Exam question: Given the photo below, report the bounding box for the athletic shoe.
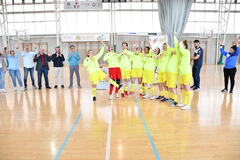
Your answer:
[93,96,96,101]
[121,93,125,97]
[143,95,149,98]
[54,85,58,88]
[68,86,73,89]
[150,96,157,100]
[24,87,27,90]
[61,85,64,88]
[161,98,168,102]
[177,103,184,107]
[38,87,42,90]
[168,98,174,103]
[109,95,113,100]
[170,101,178,107]
[221,88,228,93]
[193,87,200,91]
[33,85,37,89]
[129,91,134,95]
[78,85,82,88]
[190,85,195,89]
[116,93,119,98]
[46,86,51,89]
[181,105,191,110]
[19,87,25,91]
[229,90,233,94]
[156,96,163,100]
[124,91,128,96]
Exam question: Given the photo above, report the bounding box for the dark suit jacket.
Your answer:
[33,54,51,71]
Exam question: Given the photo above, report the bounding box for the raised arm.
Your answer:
[220,46,228,56]
[95,46,105,60]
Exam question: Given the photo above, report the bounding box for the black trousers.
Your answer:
[192,65,202,88]
[224,67,237,91]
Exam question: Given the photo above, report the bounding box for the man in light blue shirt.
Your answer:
[21,44,37,90]
[68,45,81,88]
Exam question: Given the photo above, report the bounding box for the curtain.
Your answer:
[158,0,192,47]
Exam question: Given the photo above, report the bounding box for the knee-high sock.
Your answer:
[173,94,178,103]
[159,90,164,96]
[131,84,135,92]
[109,79,119,88]
[164,90,169,98]
[124,85,129,92]
[115,79,121,93]
[109,85,114,95]
[181,90,187,105]
[138,84,143,94]
[92,88,97,97]
[144,86,149,95]
[151,87,156,96]
[170,92,174,100]
[186,90,193,106]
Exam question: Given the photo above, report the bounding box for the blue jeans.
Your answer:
[0,68,6,89]
[37,67,49,88]
[24,67,35,87]
[192,65,202,88]
[9,69,23,87]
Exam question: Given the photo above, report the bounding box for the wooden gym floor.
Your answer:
[0,65,240,160]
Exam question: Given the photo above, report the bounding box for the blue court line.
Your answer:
[133,95,161,160]
[54,112,82,160]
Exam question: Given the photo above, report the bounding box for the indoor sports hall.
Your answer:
[0,0,240,160]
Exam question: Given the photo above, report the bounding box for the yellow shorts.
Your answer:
[131,68,143,78]
[157,72,167,83]
[90,70,107,85]
[142,70,155,84]
[121,69,131,79]
[166,72,178,88]
[179,73,192,85]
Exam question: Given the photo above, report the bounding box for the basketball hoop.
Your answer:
[12,30,30,41]
[200,29,213,39]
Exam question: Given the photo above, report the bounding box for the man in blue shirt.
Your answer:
[68,45,81,88]
[21,44,37,90]
[191,40,204,91]
[220,43,240,94]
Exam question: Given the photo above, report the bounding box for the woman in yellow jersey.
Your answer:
[142,46,157,99]
[166,36,180,106]
[84,45,121,101]
[178,40,193,110]
[130,47,144,96]
[103,45,122,100]
[156,43,171,102]
[119,42,132,97]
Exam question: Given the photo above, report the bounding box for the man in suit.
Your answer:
[33,49,52,89]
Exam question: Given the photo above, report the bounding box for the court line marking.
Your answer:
[133,95,161,160]
[54,112,82,160]
[105,105,113,160]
